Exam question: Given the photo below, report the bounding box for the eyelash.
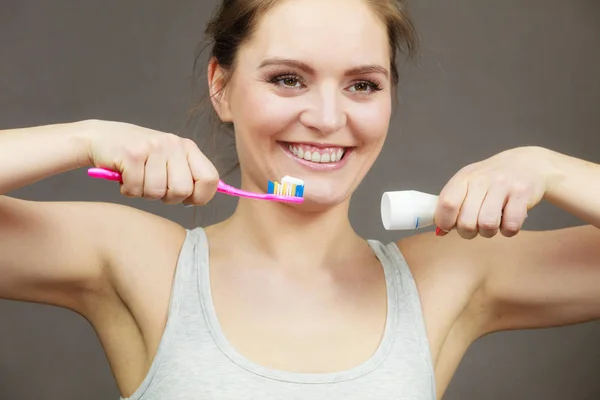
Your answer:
[266,72,383,95]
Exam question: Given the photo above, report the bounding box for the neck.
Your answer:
[220,196,362,267]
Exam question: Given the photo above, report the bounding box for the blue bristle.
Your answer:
[267,180,275,194]
[296,185,304,197]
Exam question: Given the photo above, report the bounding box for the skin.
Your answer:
[1,0,599,398]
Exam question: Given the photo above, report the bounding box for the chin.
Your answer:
[291,179,354,212]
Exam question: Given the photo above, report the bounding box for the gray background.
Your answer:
[1,0,599,398]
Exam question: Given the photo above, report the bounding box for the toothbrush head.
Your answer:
[267,175,305,199]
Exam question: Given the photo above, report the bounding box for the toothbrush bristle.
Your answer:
[268,180,275,195]
[267,179,304,197]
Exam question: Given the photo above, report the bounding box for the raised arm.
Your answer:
[0,120,216,315]
[0,120,92,194]
[430,146,600,335]
[0,121,109,312]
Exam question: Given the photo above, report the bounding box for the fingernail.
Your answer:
[436,227,445,236]
[184,204,194,208]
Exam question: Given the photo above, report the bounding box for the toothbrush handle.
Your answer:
[216,180,303,203]
[87,167,304,204]
[88,168,122,182]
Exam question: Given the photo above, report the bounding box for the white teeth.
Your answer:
[286,143,346,163]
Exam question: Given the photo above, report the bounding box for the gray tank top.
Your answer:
[121,227,436,400]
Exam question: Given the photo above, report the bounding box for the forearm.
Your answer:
[0,120,95,195]
[543,147,600,228]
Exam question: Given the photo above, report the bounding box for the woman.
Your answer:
[1,0,599,399]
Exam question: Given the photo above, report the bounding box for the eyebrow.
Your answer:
[258,57,389,78]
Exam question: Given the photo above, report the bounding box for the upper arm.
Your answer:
[397,226,600,349]
[477,225,600,334]
[0,195,185,316]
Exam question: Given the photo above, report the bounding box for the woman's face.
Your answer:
[212,0,393,210]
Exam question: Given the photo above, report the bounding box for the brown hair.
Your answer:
[190,0,418,176]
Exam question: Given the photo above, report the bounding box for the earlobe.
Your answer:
[207,57,233,122]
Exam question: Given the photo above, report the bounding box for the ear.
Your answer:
[207,57,233,123]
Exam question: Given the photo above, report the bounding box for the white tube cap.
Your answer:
[380,190,439,230]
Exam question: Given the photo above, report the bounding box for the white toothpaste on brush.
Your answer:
[275,175,305,196]
[380,190,439,230]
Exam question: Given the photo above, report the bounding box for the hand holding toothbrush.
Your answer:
[85,121,221,206]
[85,121,304,204]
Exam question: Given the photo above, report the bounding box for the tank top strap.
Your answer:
[367,239,436,397]
[120,226,209,400]
[169,227,206,314]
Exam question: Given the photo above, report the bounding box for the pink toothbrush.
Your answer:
[87,167,305,204]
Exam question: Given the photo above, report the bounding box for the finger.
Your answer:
[500,194,529,237]
[120,148,147,198]
[477,184,509,238]
[456,179,489,240]
[435,177,468,235]
[142,152,168,200]
[162,147,194,205]
[183,139,219,206]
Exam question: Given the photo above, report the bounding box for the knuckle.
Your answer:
[501,220,521,235]
[164,133,182,149]
[457,220,478,234]
[492,174,509,186]
[479,220,498,231]
[124,146,148,162]
[480,230,497,238]
[169,185,194,199]
[457,230,477,240]
[145,188,167,199]
[121,186,143,198]
[458,162,479,175]
[182,137,197,148]
[511,181,530,195]
[501,229,518,238]
[192,185,216,206]
[148,137,166,152]
[198,169,220,188]
[438,197,460,213]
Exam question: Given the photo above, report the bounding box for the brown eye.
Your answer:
[354,82,369,91]
[348,80,381,94]
[282,77,299,87]
[269,74,305,90]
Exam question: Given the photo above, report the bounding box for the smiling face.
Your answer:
[210,0,393,209]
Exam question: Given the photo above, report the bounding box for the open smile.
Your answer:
[278,141,354,171]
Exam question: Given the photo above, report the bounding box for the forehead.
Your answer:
[239,0,390,68]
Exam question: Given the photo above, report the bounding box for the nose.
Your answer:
[299,85,347,135]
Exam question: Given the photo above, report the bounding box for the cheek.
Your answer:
[229,81,299,142]
[349,97,392,145]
